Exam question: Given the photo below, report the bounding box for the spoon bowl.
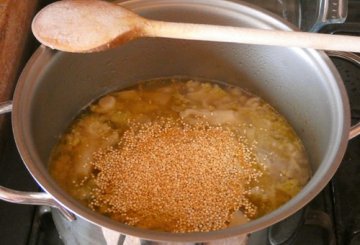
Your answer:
[32,0,145,52]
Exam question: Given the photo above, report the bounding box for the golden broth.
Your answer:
[49,79,311,232]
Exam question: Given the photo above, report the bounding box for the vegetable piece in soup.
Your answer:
[49,79,311,233]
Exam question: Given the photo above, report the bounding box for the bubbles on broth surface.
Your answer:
[49,78,311,232]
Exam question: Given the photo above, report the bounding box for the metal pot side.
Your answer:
[11,0,350,242]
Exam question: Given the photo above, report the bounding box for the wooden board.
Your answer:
[0,0,39,149]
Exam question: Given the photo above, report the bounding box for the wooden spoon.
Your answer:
[32,0,360,53]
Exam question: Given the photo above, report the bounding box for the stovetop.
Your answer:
[0,1,360,245]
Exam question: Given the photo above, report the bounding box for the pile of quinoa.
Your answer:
[88,118,263,232]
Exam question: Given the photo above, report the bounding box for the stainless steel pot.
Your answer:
[0,0,359,244]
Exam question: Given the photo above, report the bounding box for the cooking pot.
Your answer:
[1,0,359,244]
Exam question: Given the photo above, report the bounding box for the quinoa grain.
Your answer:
[88,119,263,232]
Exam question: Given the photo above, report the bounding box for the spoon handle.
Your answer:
[143,20,360,53]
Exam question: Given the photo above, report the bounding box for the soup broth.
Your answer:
[49,79,311,232]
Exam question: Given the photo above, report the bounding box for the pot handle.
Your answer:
[0,101,75,221]
[327,51,360,140]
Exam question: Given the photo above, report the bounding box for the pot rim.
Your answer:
[12,0,350,242]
